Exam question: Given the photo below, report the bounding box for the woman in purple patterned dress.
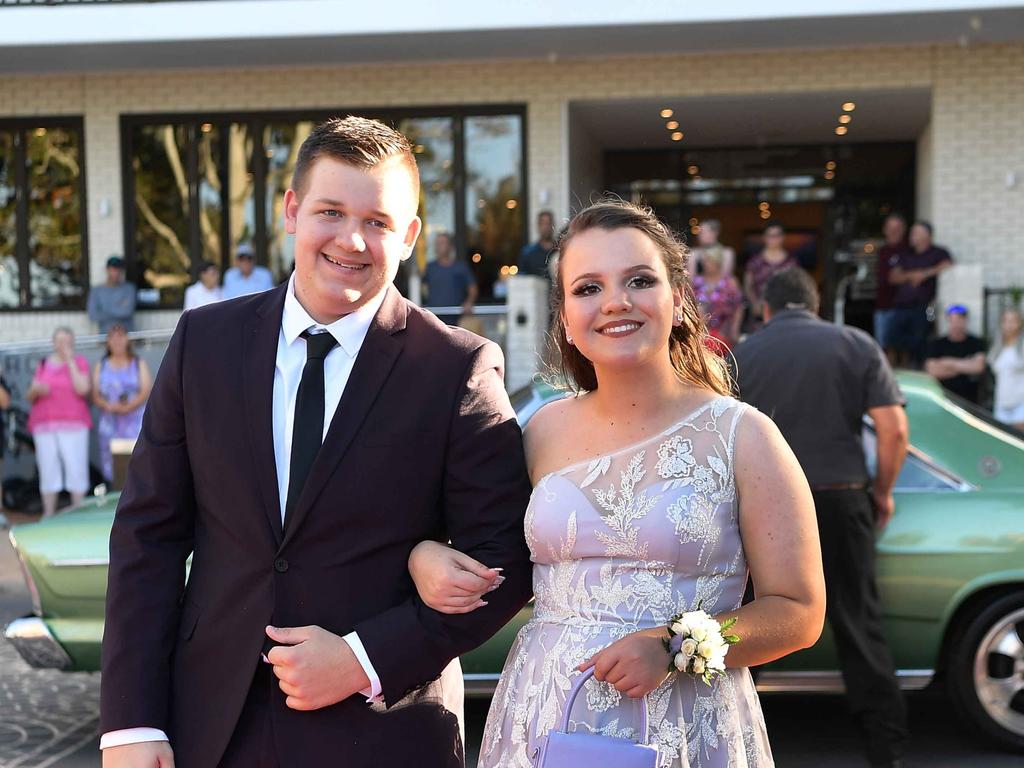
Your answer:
[743,222,796,330]
[92,324,153,483]
[692,249,743,349]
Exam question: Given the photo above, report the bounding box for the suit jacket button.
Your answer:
[274,558,289,573]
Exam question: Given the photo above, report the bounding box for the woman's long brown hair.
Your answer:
[548,199,732,396]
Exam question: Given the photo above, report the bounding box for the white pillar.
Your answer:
[505,275,550,391]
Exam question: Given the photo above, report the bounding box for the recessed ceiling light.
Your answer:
[688,165,699,174]
[835,126,848,136]
[839,114,852,124]
[758,202,770,210]
[660,108,674,118]
[826,161,836,170]
[824,170,836,180]
[842,102,856,112]
[671,131,684,141]
[666,121,679,130]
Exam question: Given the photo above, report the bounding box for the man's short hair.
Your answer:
[537,210,553,222]
[912,219,934,236]
[292,116,420,200]
[199,260,218,274]
[763,268,820,314]
[885,211,907,226]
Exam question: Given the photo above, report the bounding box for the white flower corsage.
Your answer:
[663,606,739,685]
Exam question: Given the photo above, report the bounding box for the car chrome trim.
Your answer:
[754,669,934,693]
[47,557,110,568]
[464,673,501,698]
[4,616,73,670]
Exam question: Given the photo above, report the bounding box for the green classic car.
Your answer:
[6,372,1024,751]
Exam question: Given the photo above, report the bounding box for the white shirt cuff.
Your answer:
[100,728,169,749]
[343,630,383,702]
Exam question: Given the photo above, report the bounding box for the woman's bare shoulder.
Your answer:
[523,393,586,478]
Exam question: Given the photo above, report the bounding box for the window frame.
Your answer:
[120,104,529,310]
[0,115,89,312]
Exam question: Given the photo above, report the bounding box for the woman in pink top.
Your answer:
[26,327,93,517]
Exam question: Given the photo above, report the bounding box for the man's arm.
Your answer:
[354,342,533,706]
[101,314,196,735]
[868,404,909,529]
[87,288,100,323]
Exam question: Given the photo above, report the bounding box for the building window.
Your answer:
[0,118,88,310]
[122,107,527,309]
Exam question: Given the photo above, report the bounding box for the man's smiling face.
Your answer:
[284,155,421,324]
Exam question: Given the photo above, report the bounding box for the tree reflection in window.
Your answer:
[465,115,524,298]
[0,131,17,308]
[265,121,313,281]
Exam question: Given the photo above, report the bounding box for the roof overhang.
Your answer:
[1,1,1023,74]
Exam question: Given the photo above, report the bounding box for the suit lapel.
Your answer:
[242,285,288,546]
[280,287,407,548]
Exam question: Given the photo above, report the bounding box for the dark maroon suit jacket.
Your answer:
[100,284,533,767]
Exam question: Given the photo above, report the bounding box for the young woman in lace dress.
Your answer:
[409,201,825,768]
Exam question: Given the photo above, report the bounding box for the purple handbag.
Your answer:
[531,669,660,768]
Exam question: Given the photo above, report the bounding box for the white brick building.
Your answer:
[1,0,1023,342]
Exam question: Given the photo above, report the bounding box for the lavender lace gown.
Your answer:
[479,397,773,768]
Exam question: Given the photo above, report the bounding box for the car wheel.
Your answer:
[948,592,1024,751]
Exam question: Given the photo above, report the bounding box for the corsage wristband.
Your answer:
[662,606,740,685]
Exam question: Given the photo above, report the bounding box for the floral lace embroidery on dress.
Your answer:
[480,396,773,768]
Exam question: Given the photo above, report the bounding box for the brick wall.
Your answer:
[1,41,1022,340]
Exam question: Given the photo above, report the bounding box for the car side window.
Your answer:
[862,427,963,492]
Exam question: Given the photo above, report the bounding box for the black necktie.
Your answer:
[285,330,338,523]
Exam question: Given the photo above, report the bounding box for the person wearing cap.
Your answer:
[222,244,275,300]
[183,260,224,311]
[87,256,137,333]
[924,304,987,404]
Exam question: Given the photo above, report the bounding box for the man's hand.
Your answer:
[872,488,896,530]
[577,628,670,699]
[102,741,174,767]
[265,625,370,710]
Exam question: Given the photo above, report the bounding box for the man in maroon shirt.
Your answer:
[874,213,911,363]
[887,220,953,368]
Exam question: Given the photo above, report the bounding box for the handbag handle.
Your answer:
[558,668,650,745]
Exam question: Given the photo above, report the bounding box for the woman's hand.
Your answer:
[578,628,671,698]
[408,540,503,614]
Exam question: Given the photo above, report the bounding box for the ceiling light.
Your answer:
[758,202,770,210]
[660,108,674,118]
[201,123,213,133]
[509,266,519,275]
[842,102,856,112]
[688,165,699,174]
[691,226,700,235]
[838,115,852,124]
[760,210,771,219]
[835,126,848,136]
[826,161,836,170]
[471,253,482,263]
[666,121,679,130]
[689,217,699,226]
[506,199,518,209]
[824,170,835,180]
[671,132,684,141]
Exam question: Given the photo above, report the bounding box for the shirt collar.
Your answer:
[281,273,387,358]
[768,308,818,324]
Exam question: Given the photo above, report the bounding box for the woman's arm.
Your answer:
[92,363,110,410]
[67,356,91,398]
[714,408,825,667]
[123,360,154,411]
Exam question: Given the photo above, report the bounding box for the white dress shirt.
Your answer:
[101,276,386,750]
[183,281,223,311]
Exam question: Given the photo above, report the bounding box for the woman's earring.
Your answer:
[674,309,683,326]
[566,334,574,345]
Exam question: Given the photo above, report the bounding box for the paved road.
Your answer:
[0,528,1016,767]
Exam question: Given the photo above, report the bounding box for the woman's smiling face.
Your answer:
[560,227,682,374]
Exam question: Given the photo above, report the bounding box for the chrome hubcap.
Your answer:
[973,606,1024,736]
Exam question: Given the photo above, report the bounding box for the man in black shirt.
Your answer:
[924,304,987,404]
[734,268,910,768]
[517,210,556,278]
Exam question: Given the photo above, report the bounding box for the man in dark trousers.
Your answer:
[100,117,533,768]
[734,268,910,768]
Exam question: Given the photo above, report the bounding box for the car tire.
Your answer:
[947,592,1024,752]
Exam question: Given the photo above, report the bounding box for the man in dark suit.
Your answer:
[100,117,533,768]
